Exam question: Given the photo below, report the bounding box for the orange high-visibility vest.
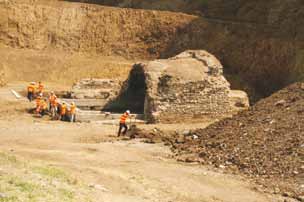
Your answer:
[38,83,44,92]
[36,97,41,108]
[27,84,35,93]
[61,104,66,115]
[39,100,47,110]
[70,104,76,114]
[49,95,58,106]
[120,113,128,124]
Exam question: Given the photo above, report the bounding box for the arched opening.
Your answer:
[102,64,147,114]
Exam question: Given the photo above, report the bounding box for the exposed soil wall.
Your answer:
[0,45,133,85]
[0,0,195,59]
[61,0,304,100]
[0,0,303,101]
[163,17,300,100]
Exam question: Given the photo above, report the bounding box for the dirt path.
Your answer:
[0,85,287,202]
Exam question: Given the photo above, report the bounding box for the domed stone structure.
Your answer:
[126,50,249,123]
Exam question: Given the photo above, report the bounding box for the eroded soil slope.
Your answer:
[1,0,303,100]
[0,0,195,59]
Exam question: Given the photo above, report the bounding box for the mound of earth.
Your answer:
[131,82,304,199]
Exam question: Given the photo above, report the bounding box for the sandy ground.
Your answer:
[0,84,289,202]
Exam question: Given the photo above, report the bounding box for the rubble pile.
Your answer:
[131,83,304,198]
[177,83,304,197]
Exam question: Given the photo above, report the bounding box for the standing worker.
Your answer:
[37,81,44,94]
[35,95,42,112]
[68,102,76,122]
[60,102,67,121]
[49,92,58,120]
[118,110,130,137]
[27,82,36,102]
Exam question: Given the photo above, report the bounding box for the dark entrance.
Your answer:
[103,64,147,114]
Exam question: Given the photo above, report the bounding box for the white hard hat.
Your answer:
[39,93,43,97]
[126,110,130,114]
[31,82,36,84]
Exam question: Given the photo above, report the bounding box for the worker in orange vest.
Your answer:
[35,96,46,115]
[68,102,76,122]
[27,82,36,102]
[37,81,44,94]
[49,92,58,119]
[60,102,67,121]
[118,110,130,137]
[38,99,48,116]
[48,91,57,107]
[35,95,42,112]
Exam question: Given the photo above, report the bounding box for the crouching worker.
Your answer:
[36,98,48,117]
[27,82,36,102]
[118,110,130,137]
[68,102,76,122]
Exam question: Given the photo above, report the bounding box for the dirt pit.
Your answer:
[0,84,294,202]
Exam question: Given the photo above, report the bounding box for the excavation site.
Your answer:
[0,0,303,202]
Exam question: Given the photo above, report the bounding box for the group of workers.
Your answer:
[27,82,76,122]
[27,81,132,135]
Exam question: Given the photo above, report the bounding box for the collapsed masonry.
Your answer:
[129,50,249,123]
[71,50,249,123]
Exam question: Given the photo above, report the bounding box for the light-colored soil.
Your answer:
[0,45,134,86]
[0,84,290,202]
[1,0,302,101]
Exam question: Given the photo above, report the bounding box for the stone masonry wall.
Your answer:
[141,50,249,123]
[157,81,231,119]
[146,77,234,123]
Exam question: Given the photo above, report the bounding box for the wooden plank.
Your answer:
[10,89,21,99]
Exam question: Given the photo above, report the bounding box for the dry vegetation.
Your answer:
[0,152,97,202]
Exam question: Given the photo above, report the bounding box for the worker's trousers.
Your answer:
[70,114,76,122]
[40,109,46,117]
[60,114,67,121]
[27,92,34,102]
[118,123,128,136]
[50,106,57,120]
